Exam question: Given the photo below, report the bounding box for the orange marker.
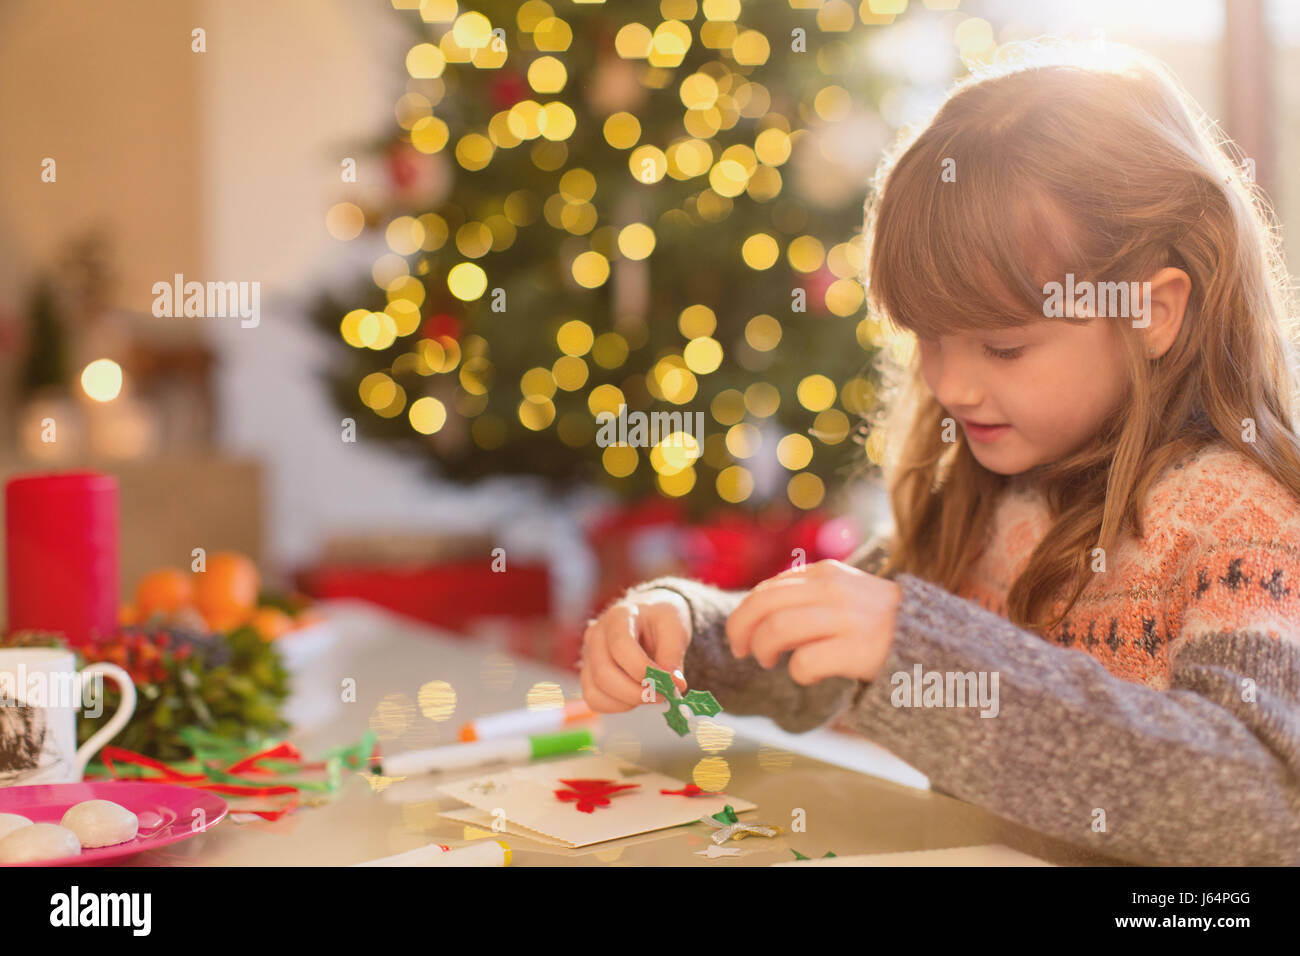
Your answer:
[459,700,598,742]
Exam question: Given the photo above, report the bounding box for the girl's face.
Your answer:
[916,317,1130,475]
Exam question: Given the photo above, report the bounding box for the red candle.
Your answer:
[5,472,119,647]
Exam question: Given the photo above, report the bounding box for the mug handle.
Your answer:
[74,662,138,778]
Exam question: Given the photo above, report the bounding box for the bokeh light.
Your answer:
[81,359,123,403]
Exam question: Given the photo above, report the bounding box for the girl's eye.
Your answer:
[983,345,1025,361]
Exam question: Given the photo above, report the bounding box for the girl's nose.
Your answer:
[926,349,984,411]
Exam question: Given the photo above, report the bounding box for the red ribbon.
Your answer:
[226,741,307,775]
[99,747,204,783]
[97,744,305,820]
[553,778,640,813]
[659,784,721,797]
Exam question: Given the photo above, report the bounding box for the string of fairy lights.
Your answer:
[323,0,985,509]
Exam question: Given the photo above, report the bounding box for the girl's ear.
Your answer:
[1143,267,1191,358]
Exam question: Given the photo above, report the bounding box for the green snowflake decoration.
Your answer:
[645,664,720,737]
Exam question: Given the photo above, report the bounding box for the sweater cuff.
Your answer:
[619,574,860,733]
[848,572,992,714]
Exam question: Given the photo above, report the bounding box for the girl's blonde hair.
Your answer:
[858,42,1300,633]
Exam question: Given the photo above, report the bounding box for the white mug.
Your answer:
[0,647,137,786]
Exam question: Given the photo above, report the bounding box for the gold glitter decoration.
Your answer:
[369,692,416,740]
[525,680,566,710]
[359,772,405,793]
[694,719,735,754]
[692,756,731,791]
[757,743,794,773]
[418,680,458,721]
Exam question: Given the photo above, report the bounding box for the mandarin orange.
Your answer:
[192,552,260,631]
[134,568,193,619]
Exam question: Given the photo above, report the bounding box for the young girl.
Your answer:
[579,43,1300,866]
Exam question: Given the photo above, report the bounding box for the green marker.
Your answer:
[382,727,595,776]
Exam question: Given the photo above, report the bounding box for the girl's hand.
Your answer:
[726,560,901,684]
[579,588,692,713]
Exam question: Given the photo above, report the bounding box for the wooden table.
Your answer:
[126,602,1118,866]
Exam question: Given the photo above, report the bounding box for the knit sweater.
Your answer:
[621,440,1300,865]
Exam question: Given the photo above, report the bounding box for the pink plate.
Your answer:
[0,781,227,866]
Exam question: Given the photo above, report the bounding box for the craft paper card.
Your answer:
[438,805,585,848]
[438,806,686,855]
[436,753,756,848]
[770,844,1054,866]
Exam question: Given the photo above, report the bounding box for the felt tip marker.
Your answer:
[381,727,596,776]
[459,699,598,741]
[353,840,511,867]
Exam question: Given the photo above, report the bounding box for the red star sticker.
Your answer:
[554,778,640,813]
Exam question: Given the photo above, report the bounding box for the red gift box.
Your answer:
[297,558,550,632]
[580,496,865,640]
[583,496,690,612]
[586,496,862,594]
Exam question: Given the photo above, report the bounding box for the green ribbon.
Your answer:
[88,726,378,797]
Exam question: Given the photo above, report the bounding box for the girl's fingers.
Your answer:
[726,574,820,658]
[579,651,635,712]
[748,604,847,669]
[787,632,860,686]
[642,607,690,693]
[605,604,665,702]
[588,607,656,707]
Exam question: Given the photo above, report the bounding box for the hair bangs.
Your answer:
[867,121,1087,341]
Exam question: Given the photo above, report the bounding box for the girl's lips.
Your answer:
[962,419,1010,442]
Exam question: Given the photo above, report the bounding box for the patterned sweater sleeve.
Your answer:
[621,575,860,734]
[622,544,1300,865]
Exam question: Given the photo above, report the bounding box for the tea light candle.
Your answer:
[5,472,119,647]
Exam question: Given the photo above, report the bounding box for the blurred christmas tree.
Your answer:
[313,0,917,518]
[20,276,69,398]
